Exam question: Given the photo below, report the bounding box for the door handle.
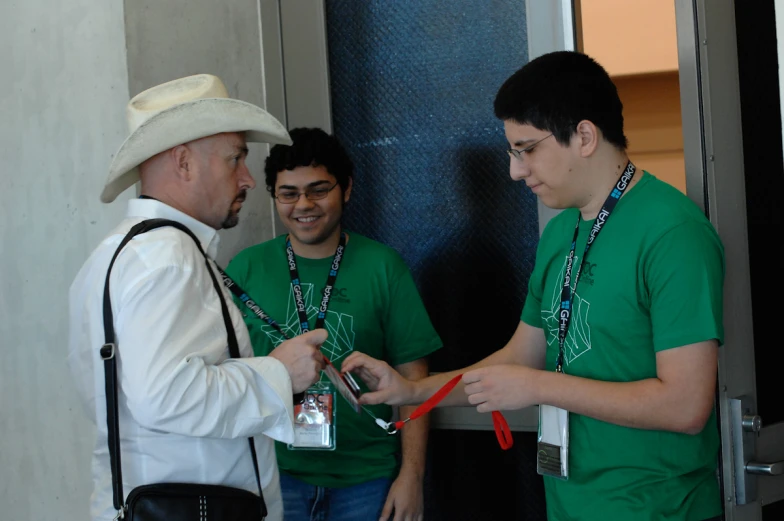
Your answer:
[741,414,762,433]
[745,461,784,476]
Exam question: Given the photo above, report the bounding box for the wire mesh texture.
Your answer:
[326,2,545,519]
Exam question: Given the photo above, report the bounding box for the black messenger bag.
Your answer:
[100,219,267,520]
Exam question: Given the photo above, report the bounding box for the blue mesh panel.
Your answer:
[326,1,539,375]
[325,4,546,518]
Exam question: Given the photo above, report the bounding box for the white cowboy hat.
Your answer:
[102,73,292,203]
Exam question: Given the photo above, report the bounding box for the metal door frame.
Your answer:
[675,0,784,518]
[259,0,333,236]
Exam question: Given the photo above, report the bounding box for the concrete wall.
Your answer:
[124,0,277,265]
[0,1,130,519]
[0,1,276,518]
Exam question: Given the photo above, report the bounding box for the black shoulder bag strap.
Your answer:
[99,218,266,517]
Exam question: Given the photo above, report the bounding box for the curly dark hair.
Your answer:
[264,127,354,196]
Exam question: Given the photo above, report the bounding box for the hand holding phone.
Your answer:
[322,356,362,413]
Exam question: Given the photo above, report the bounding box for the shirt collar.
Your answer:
[126,198,221,258]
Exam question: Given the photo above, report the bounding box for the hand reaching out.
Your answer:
[341,352,416,406]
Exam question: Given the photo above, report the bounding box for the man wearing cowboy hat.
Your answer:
[68,74,327,521]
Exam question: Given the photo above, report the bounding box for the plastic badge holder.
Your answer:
[537,404,569,480]
[289,381,336,450]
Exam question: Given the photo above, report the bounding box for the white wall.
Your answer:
[0,1,130,519]
[123,0,277,265]
[0,1,276,518]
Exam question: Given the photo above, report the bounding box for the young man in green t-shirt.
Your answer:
[225,127,442,521]
[343,51,725,521]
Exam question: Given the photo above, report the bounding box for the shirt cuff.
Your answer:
[228,356,295,444]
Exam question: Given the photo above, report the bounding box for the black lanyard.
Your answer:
[218,268,291,340]
[286,233,347,333]
[218,233,347,339]
[556,161,636,373]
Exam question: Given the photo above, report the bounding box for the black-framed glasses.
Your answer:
[506,133,553,161]
[274,181,340,204]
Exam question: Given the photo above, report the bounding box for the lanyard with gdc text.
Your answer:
[556,161,636,373]
[217,237,351,410]
[218,268,290,339]
[217,233,347,338]
[287,232,347,333]
[219,238,512,450]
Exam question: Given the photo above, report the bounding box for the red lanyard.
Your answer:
[376,374,514,450]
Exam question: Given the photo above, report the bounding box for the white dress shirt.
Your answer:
[68,199,294,521]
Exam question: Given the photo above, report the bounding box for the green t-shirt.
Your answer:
[226,232,442,488]
[521,172,725,521]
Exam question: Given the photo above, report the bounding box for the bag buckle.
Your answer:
[112,506,126,520]
[100,343,116,360]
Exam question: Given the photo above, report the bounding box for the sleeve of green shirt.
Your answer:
[645,221,725,351]
[383,254,442,366]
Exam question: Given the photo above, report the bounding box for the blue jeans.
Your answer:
[279,473,392,521]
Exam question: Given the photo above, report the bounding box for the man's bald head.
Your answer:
[138,132,255,229]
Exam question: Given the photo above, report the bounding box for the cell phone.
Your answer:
[322,357,362,413]
[342,371,361,396]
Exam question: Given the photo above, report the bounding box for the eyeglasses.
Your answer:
[507,133,553,161]
[274,181,340,204]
